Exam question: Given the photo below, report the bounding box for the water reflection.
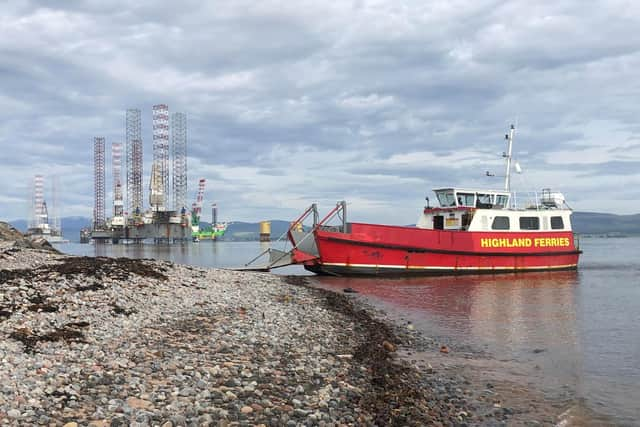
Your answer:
[312,272,581,361]
[312,272,589,417]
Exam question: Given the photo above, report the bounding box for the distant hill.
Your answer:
[571,212,640,236]
[6,212,639,242]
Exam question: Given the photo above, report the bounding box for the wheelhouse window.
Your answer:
[491,216,510,230]
[476,193,493,208]
[519,216,540,230]
[550,216,564,230]
[436,191,456,207]
[495,195,509,208]
[456,192,475,207]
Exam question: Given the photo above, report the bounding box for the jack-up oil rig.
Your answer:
[90,106,196,243]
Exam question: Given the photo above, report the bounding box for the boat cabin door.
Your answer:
[433,215,444,230]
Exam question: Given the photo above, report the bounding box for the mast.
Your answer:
[504,124,515,192]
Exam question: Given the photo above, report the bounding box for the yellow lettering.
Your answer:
[481,237,542,248]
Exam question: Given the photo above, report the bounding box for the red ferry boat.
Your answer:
[282,126,582,276]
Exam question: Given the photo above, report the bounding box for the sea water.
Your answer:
[61,237,640,425]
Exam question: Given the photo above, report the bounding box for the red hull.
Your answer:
[299,223,581,276]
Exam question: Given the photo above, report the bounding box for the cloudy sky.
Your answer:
[2,0,640,226]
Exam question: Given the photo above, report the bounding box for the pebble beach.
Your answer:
[0,233,580,426]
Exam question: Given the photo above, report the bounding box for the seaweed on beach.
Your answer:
[110,303,137,316]
[1,256,168,287]
[323,290,431,425]
[50,256,168,281]
[9,322,90,354]
[0,268,33,284]
[26,293,59,313]
[0,306,13,321]
[282,275,436,425]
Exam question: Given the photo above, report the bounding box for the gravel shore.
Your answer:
[1,243,567,426]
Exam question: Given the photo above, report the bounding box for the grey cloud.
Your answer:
[2,0,640,222]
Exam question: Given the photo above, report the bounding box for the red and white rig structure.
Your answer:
[190,178,206,233]
[27,174,65,243]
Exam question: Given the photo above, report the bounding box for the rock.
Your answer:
[382,340,397,352]
[240,406,253,414]
[169,415,186,426]
[126,397,153,410]
[440,345,450,354]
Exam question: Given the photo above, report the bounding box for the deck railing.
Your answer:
[510,190,567,210]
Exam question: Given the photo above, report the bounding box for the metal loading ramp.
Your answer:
[230,204,322,272]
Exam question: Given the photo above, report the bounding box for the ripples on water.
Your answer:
[62,238,640,425]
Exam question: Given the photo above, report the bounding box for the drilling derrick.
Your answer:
[30,174,46,229]
[152,104,169,211]
[126,109,143,215]
[94,137,106,229]
[112,142,124,219]
[171,112,187,212]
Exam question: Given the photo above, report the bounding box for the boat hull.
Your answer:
[299,223,581,277]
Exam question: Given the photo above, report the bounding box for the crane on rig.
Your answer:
[190,178,206,235]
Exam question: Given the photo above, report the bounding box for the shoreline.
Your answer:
[0,245,602,426]
[302,279,617,427]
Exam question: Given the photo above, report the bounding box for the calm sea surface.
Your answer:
[61,237,640,425]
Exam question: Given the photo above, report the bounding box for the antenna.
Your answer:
[504,125,515,192]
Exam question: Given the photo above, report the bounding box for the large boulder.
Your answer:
[0,222,24,241]
[0,222,59,253]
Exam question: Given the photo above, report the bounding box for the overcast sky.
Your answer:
[2,0,640,226]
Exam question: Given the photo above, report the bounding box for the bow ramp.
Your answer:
[231,204,321,272]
